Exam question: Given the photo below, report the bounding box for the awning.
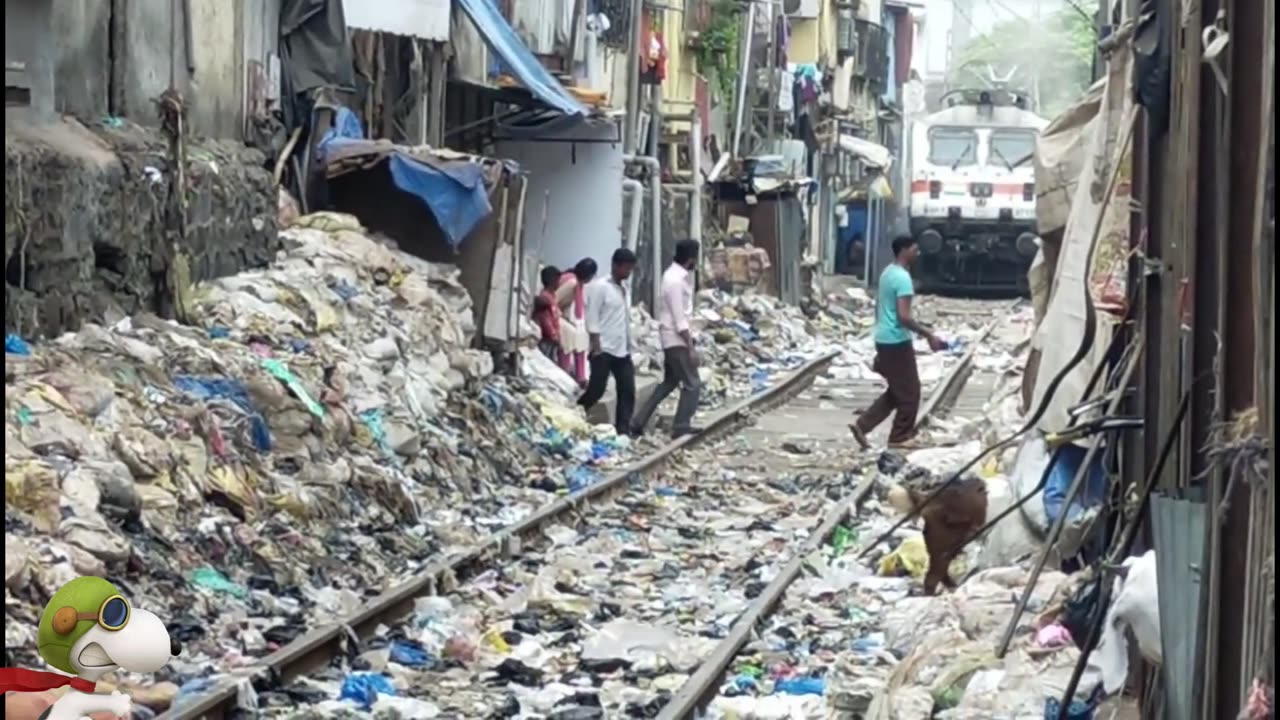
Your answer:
[837,134,893,169]
[455,0,589,117]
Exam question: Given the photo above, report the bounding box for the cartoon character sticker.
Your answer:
[0,577,181,720]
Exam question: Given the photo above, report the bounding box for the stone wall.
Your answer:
[5,117,278,339]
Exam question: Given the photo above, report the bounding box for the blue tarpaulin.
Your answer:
[319,107,493,248]
[455,0,590,117]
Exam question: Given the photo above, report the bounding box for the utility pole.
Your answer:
[1091,0,1107,82]
[1032,0,1041,109]
[729,0,756,159]
[765,0,778,153]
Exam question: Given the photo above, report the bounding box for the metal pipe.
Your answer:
[764,0,777,152]
[622,179,644,253]
[648,85,664,308]
[730,0,756,159]
[690,111,704,246]
[623,152,663,311]
[624,0,644,153]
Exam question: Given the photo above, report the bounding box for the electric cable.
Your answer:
[934,321,1143,563]
[856,109,1139,564]
[1054,390,1191,713]
[993,341,1141,656]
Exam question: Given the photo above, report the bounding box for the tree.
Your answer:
[948,4,1098,119]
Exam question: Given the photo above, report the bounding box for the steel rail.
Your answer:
[159,350,840,720]
[914,314,1005,431]
[656,333,988,720]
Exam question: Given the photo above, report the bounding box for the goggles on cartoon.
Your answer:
[50,594,131,635]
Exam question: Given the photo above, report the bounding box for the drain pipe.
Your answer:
[623,153,662,309]
[621,179,644,252]
[689,111,703,246]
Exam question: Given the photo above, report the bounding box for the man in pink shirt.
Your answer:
[631,239,702,439]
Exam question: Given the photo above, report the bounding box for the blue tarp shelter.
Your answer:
[318,108,494,248]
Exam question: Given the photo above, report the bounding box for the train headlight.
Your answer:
[919,229,944,253]
[1016,232,1040,257]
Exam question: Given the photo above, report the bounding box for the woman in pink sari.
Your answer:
[555,258,598,386]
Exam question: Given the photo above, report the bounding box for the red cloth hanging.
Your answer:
[639,11,667,83]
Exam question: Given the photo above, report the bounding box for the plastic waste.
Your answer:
[774,677,825,696]
[878,535,930,579]
[1036,623,1073,649]
[172,375,272,451]
[261,358,326,417]
[189,566,248,600]
[5,333,32,355]
[340,672,397,709]
[567,466,600,493]
[389,639,434,668]
[831,526,856,554]
[1043,685,1102,720]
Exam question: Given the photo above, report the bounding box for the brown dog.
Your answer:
[887,474,989,595]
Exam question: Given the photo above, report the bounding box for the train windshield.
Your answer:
[989,129,1037,169]
[928,128,978,168]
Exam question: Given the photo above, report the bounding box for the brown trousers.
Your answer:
[855,341,921,444]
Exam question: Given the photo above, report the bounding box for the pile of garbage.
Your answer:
[2,213,632,710]
[695,301,1102,720]
[207,439,853,717]
[630,290,865,406]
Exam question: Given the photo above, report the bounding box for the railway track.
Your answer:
[656,317,1011,720]
[160,304,1011,720]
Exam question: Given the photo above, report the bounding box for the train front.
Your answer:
[906,91,1046,295]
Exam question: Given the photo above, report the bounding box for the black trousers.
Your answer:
[578,353,636,434]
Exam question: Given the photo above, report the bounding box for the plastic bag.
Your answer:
[339,672,397,709]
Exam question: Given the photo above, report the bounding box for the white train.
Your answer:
[905,87,1048,294]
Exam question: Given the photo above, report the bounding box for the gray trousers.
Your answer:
[632,347,701,435]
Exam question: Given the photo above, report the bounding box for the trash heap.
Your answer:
[211,441,852,718]
[2,213,631,710]
[627,289,871,406]
[698,302,1093,720]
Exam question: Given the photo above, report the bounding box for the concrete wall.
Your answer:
[494,121,626,276]
[5,117,277,339]
[49,0,111,120]
[4,0,57,121]
[31,0,279,140]
[110,0,245,139]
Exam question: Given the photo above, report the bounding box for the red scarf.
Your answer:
[0,667,97,694]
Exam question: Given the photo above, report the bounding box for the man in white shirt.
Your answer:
[631,239,702,439]
[579,248,639,435]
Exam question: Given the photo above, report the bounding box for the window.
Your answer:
[988,130,1037,169]
[928,128,978,168]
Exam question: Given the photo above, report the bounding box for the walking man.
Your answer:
[849,235,947,450]
[579,249,639,435]
[631,239,703,439]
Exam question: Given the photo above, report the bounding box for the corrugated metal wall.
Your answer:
[1128,0,1274,711]
[507,0,573,57]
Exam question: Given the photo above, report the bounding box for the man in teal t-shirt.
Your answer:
[850,235,946,449]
